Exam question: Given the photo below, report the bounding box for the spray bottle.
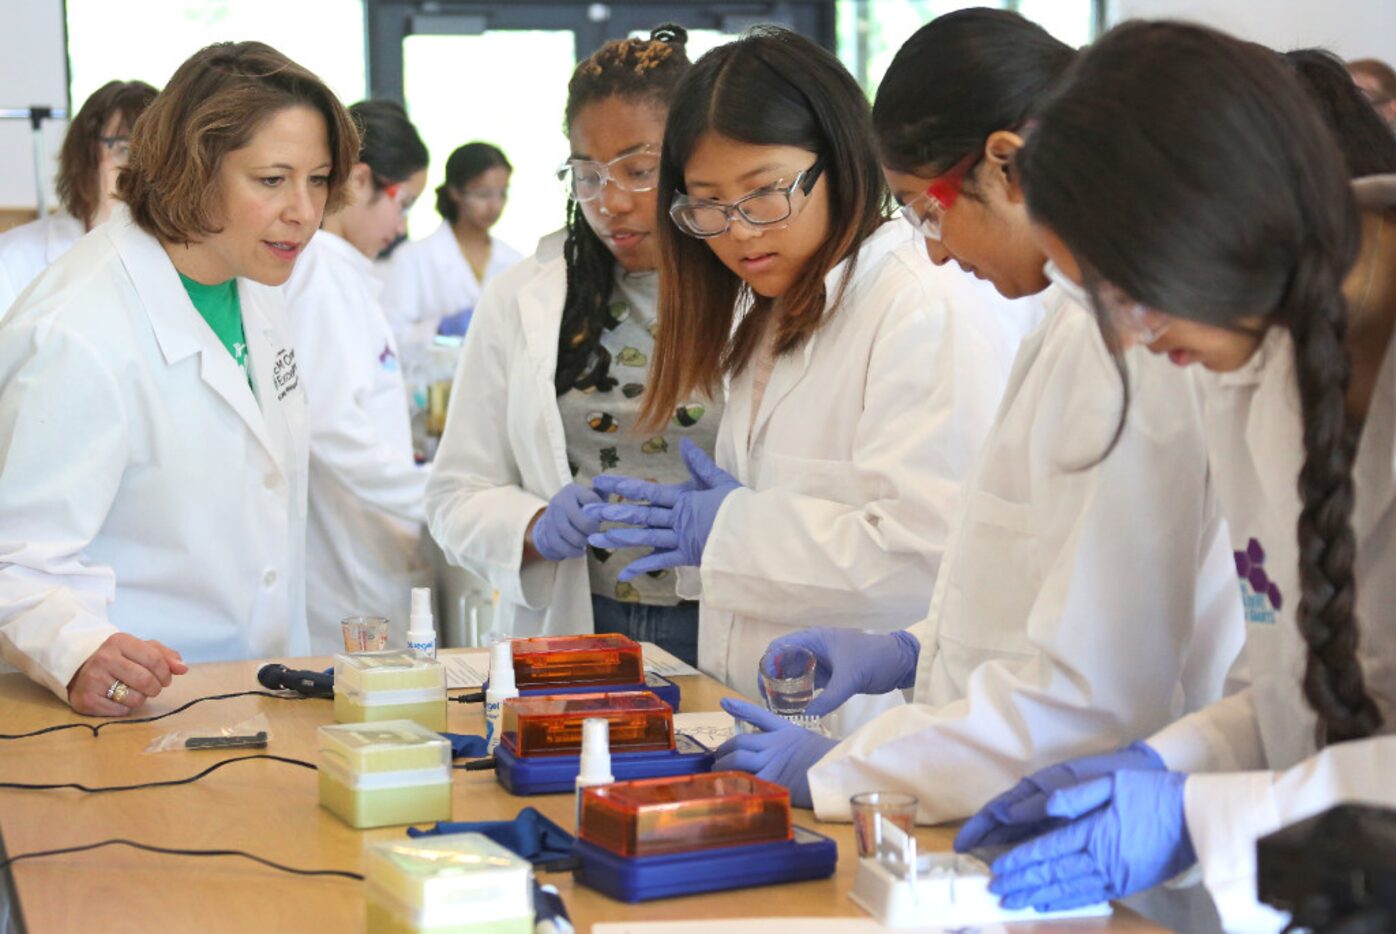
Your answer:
[406,587,436,658]
[484,639,518,755]
[575,717,614,832]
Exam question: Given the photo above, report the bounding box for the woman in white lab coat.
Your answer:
[0,42,358,715]
[0,79,156,314]
[426,27,722,665]
[585,27,1038,715]
[706,9,1243,813]
[955,24,1396,930]
[378,142,522,360]
[284,100,432,651]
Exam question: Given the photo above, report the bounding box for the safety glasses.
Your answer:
[669,156,825,239]
[1043,260,1172,345]
[898,151,978,242]
[557,145,661,202]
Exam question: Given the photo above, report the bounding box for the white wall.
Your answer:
[1107,0,1396,63]
[0,0,68,210]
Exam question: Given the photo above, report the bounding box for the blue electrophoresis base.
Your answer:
[495,734,714,795]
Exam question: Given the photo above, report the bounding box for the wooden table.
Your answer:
[0,654,1164,932]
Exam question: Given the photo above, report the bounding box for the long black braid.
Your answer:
[553,25,690,395]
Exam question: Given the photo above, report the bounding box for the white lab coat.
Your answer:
[0,210,85,317]
[377,221,523,366]
[0,208,310,699]
[806,290,1247,822]
[426,231,594,637]
[1143,240,1396,932]
[685,222,1044,709]
[284,230,431,652]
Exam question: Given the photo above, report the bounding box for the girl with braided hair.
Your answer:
[953,22,1396,929]
[425,26,715,663]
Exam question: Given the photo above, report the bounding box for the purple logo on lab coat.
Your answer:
[378,342,399,374]
[1234,537,1282,624]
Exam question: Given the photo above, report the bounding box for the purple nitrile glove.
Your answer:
[531,482,603,562]
[583,438,741,579]
[761,629,920,718]
[712,697,837,808]
[954,742,1166,852]
[987,768,1195,912]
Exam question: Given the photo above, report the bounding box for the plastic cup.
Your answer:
[759,645,817,716]
[341,616,390,652]
[850,791,919,858]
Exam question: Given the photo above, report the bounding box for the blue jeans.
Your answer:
[590,594,698,668]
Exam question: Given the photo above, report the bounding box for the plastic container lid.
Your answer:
[502,691,674,758]
[364,832,534,925]
[579,771,792,858]
[334,650,445,693]
[317,720,450,774]
[510,634,644,689]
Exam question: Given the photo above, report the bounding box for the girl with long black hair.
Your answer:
[425,27,714,664]
[957,23,1396,928]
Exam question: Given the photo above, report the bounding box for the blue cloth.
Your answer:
[765,628,920,718]
[712,698,837,809]
[533,482,603,561]
[590,594,698,667]
[441,732,488,759]
[956,742,1165,851]
[989,769,1195,911]
[585,439,740,579]
[406,807,576,866]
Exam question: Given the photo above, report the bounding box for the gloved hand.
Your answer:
[712,697,837,808]
[987,768,1195,912]
[584,438,741,580]
[530,483,603,561]
[955,742,1165,852]
[762,629,920,718]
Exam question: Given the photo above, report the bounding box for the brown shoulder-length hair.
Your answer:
[638,27,887,432]
[57,80,157,227]
[120,41,359,244]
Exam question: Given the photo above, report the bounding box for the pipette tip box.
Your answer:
[317,720,452,829]
[334,650,447,731]
[364,831,534,933]
[493,692,712,794]
[573,771,837,901]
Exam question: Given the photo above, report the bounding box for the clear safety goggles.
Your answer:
[669,156,825,239]
[557,146,661,202]
[898,152,978,242]
[1042,260,1172,345]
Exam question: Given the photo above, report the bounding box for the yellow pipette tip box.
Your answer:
[317,720,451,829]
[364,832,534,934]
[334,650,447,731]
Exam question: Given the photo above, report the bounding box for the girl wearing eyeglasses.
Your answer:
[0,79,157,313]
[687,10,1243,818]
[283,100,433,651]
[425,27,718,663]
[584,26,1040,733]
[379,141,522,360]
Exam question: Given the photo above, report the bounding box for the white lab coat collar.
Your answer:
[106,208,292,478]
[312,228,381,300]
[515,252,572,485]
[743,222,906,456]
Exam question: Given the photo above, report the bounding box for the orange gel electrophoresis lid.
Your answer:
[578,771,793,857]
[510,634,645,689]
[501,691,675,757]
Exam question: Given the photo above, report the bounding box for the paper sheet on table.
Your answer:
[438,642,700,689]
[594,920,1011,934]
[673,710,739,749]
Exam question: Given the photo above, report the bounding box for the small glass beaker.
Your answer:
[759,645,818,716]
[341,616,390,652]
[850,791,919,858]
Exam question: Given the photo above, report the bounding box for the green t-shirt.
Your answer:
[179,272,250,387]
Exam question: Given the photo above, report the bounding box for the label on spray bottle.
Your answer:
[484,699,503,753]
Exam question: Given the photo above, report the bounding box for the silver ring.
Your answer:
[106,680,130,704]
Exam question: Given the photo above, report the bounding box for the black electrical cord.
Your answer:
[454,757,496,772]
[451,691,485,704]
[0,838,362,880]
[0,690,316,740]
[0,753,314,793]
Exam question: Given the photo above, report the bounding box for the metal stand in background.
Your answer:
[0,106,69,217]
